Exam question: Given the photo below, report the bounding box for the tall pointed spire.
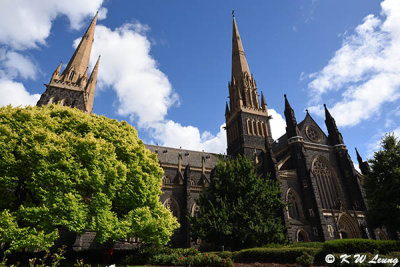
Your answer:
[37,12,100,113]
[61,11,98,82]
[324,104,344,145]
[85,55,100,113]
[232,15,251,83]
[226,13,273,156]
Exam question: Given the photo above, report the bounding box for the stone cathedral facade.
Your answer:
[37,13,380,248]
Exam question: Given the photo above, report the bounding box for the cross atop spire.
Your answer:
[61,12,98,83]
[232,15,251,82]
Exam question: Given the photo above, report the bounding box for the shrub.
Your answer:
[213,251,233,259]
[288,242,324,249]
[296,252,314,267]
[233,247,319,263]
[152,252,233,267]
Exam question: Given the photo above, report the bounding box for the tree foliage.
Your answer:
[364,133,400,237]
[0,105,179,252]
[190,155,286,250]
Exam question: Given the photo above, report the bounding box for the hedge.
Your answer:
[288,242,324,249]
[232,247,319,263]
[321,239,400,255]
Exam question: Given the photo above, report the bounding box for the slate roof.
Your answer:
[145,144,222,169]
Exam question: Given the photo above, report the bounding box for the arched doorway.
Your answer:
[296,229,310,242]
[337,213,361,239]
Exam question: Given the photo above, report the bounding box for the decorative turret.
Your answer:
[261,91,267,110]
[284,94,301,138]
[324,104,344,145]
[355,148,370,175]
[85,56,100,113]
[225,101,230,118]
[51,62,62,82]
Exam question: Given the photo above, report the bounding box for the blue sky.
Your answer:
[1,0,399,166]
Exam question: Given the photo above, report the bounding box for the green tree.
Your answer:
[190,155,286,250]
[364,133,400,239]
[0,105,179,253]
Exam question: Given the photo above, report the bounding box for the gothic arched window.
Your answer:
[247,120,253,135]
[163,197,180,220]
[260,122,265,136]
[312,157,339,209]
[69,71,75,81]
[286,188,303,219]
[252,120,257,135]
[162,175,171,184]
[256,121,261,136]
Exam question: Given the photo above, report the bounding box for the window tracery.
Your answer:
[163,197,180,219]
[286,188,303,219]
[312,157,339,209]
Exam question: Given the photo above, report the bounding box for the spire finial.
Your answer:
[306,109,309,114]
[232,10,235,17]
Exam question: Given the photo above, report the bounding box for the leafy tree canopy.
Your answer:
[364,133,400,238]
[190,155,286,250]
[0,105,179,253]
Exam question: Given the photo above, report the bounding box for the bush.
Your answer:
[296,252,314,267]
[152,252,233,267]
[233,247,319,263]
[213,251,233,259]
[322,239,400,255]
[288,242,324,249]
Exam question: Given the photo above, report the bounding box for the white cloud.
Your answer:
[0,49,37,80]
[88,21,286,152]
[150,121,227,154]
[269,108,286,140]
[89,24,178,127]
[307,0,400,127]
[0,0,105,50]
[0,79,40,107]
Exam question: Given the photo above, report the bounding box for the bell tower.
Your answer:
[225,14,272,157]
[37,12,100,113]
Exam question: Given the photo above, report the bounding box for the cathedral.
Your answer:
[37,13,382,248]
